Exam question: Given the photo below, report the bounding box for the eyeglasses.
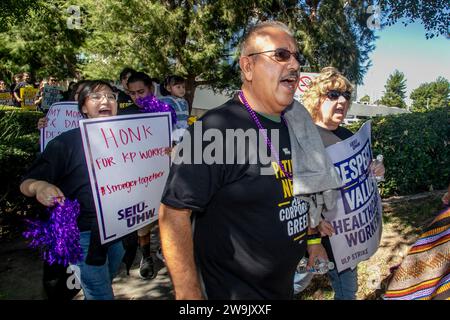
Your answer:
[248,48,305,65]
[326,90,352,101]
[88,92,118,102]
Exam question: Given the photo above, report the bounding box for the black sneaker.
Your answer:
[139,256,156,280]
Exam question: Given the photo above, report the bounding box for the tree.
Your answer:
[76,0,448,108]
[0,0,38,26]
[410,77,450,112]
[1,0,448,105]
[0,1,86,82]
[78,0,379,109]
[78,0,258,108]
[360,94,371,103]
[380,70,407,108]
[379,0,450,39]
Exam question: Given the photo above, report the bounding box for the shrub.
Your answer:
[0,108,44,138]
[345,108,450,197]
[0,109,42,215]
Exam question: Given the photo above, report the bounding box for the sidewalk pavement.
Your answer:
[0,230,174,300]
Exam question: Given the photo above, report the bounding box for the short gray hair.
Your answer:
[239,21,294,58]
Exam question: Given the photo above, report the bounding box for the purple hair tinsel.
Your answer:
[23,199,83,266]
[136,94,177,125]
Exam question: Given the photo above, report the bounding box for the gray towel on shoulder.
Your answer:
[284,100,343,227]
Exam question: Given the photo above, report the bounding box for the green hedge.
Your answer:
[0,108,448,216]
[0,109,42,214]
[346,108,450,197]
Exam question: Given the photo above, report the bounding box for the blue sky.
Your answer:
[357,21,450,106]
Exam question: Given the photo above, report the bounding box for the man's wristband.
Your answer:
[307,238,322,245]
[307,233,321,240]
[306,233,322,245]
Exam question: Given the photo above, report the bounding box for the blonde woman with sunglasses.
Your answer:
[299,67,385,300]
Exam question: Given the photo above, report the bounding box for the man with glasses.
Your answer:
[159,21,330,299]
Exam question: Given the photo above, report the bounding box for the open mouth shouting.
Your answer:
[280,73,299,92]
[98,106,113,117]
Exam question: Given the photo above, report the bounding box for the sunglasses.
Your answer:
[248,48,305,65]
[326,90,352,101]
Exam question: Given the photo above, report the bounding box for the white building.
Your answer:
[343,102,409,124]
[191,87,409,123]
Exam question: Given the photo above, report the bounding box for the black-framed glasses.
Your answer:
[248,48,305,65]
[326,90,352,101]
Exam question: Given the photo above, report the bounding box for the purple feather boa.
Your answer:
[23,199,83,266]
[136,94,177,125]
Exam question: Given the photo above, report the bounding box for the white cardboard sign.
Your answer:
[40,102,83,151]
[79,113,172,244]
[324,121,383,272]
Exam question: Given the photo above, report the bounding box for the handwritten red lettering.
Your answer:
[100,125,153,150]
[65,109,82,118]
[122,151,137,163]
[100,171,165,196]
[139,147,166,160]
[95,156,116,170]
[138,171,165,187]
[47,108,61,117]
[64,119,78,128]
[45,131,55,139]
[101,128,120,149]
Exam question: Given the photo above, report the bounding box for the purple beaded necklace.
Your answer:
[238,90,292,180]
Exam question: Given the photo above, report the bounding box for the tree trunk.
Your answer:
[185,75,197,115]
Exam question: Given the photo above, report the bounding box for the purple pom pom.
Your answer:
[136,94,177,125]
[23,199,83,266]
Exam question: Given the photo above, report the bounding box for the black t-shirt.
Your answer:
[161,96,309,299]
[117,103,142,116]
[316,124,354,268]
[117,89,134,111]
[117,103,141,115]
[22,128,96,232]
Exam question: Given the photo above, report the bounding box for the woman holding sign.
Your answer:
[297,67,385,300]
[20,80,126,300]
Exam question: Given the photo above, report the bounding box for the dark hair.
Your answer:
[68,79,90,101]
[127,72,153,88]
[68,81,76,90]
[119,67,137,81]
[77,80,115,117]
[161,75,186,96]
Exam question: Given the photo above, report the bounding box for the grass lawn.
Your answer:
[296,192,446,300]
